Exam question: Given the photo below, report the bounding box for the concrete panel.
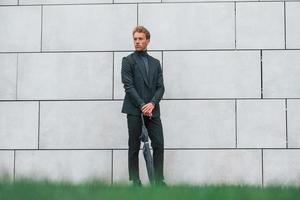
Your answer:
[236,2,284,49]
[40,101,128,149]
[15,150,111,183]
[287,100,300,148]
[264,150,300,186]
[286,3,300,49]
[164,150,262,185]
[263,50,300,98]
[163,51,261,98]
[43,4,136,51]
[114,51,162,100]
[139,3,235,50]
[20,0,112,5]
[0,6,41,52]
[18,52,112,100]
[0,102,38,149]
[161,100,236,148]
[0,54,17,100]
[237,100,286,148]
[0,151,14,179]
[113,150,150,185]
[0,0,17,5]
[113,150,262,185]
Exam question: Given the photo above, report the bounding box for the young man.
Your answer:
[121,26,165,186]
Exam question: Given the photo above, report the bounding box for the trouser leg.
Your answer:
[145,116,164,181]
[127,114,142,181]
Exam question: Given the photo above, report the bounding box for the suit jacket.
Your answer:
[121,51,165,118]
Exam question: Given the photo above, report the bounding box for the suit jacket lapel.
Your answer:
[132,53,150,88]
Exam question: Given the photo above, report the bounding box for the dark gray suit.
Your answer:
[121,50,165,182]
[121,51,164,117]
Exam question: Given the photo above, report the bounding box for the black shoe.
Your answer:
[155,180,167,187]
[132,179,142,187]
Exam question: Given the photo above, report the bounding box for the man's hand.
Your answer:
[141,102,155,117]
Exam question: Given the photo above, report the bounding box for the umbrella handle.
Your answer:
[140,114,150,141]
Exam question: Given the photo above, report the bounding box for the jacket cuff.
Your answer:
[151,98,158,105]
[139,103,146,109]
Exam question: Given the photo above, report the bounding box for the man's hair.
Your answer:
[132,26,151,40]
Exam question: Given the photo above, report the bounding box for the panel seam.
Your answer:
[234,1,237,49]
[285,99,288,148]
[111,150,114,185]
[235,99,238,148]
[40,5,43,52]
[38,101,41,149]
[137,3,139,25]
[261,149,264,187]
[16,53,19,100]
[13,150,16,182]
[112,52,115,100]
[284,2,287,49]
[260,50,263,99]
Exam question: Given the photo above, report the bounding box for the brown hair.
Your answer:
[132,26,151,40]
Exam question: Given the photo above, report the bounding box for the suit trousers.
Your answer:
[127,114,164,182]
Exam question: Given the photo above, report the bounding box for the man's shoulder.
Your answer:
[123,52,160,64]
[122,53,135,64]
[123,52,134,59]
[147,54,160,64]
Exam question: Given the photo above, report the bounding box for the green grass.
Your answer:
[1,179,300,200]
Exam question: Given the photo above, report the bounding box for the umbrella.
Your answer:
[140,114,155,185]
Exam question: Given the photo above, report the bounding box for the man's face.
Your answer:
[133,32,150,51]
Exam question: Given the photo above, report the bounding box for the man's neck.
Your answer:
[135,49,148,56]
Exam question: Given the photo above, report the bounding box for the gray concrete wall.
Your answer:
[0,0,300,186]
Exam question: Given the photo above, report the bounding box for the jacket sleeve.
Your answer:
[121,57,145,108]
[151,61,165,105]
